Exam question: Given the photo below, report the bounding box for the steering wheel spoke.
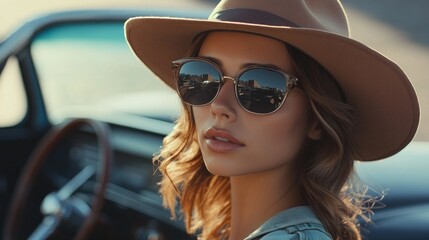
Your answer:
[57,165,96,201]
[29,216,61,240]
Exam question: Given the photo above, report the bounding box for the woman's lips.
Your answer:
[204,128,245,153]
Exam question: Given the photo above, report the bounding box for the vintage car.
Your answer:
[0,8,428,240]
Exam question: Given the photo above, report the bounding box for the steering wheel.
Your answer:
[3,118,112,240]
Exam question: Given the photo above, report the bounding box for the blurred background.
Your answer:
[1,0,428,140]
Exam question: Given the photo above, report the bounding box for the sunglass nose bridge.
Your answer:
[222,76,237,85]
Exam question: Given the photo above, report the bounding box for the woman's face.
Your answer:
[192,31,320,177]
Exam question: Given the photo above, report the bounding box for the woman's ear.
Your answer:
[307,119,322,140]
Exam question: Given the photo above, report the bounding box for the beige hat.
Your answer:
[125,0,420,161]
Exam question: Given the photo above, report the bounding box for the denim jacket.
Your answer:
[244,206,332,240]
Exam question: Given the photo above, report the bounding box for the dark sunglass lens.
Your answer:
[177,61,221,105]
[237,68,287,114]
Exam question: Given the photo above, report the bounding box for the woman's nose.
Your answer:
[210,79,237,121]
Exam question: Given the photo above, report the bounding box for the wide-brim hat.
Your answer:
[125,0,419,161]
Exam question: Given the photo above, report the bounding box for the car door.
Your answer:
[0,31,51,234]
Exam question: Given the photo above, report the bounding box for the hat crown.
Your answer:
[209,0,349,37]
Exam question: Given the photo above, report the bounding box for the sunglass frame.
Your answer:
[172,57,299,115]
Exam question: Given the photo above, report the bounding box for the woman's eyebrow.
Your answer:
[245,63,281,69]
[199,56,223,67]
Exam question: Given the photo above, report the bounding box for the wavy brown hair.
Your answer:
[153,32,372,240]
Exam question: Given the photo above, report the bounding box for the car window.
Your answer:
[0,57,27,127]
[30,22,177,123]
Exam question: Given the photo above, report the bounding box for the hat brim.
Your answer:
[125,17,419,161]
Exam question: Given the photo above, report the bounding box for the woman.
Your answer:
[125,0,420,239]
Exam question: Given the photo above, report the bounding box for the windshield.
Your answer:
[31,22,179,123]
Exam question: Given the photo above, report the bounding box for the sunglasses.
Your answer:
[172,57,299,115]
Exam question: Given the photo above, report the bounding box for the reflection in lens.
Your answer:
[177,61,221,105]
[237,68,287,114]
